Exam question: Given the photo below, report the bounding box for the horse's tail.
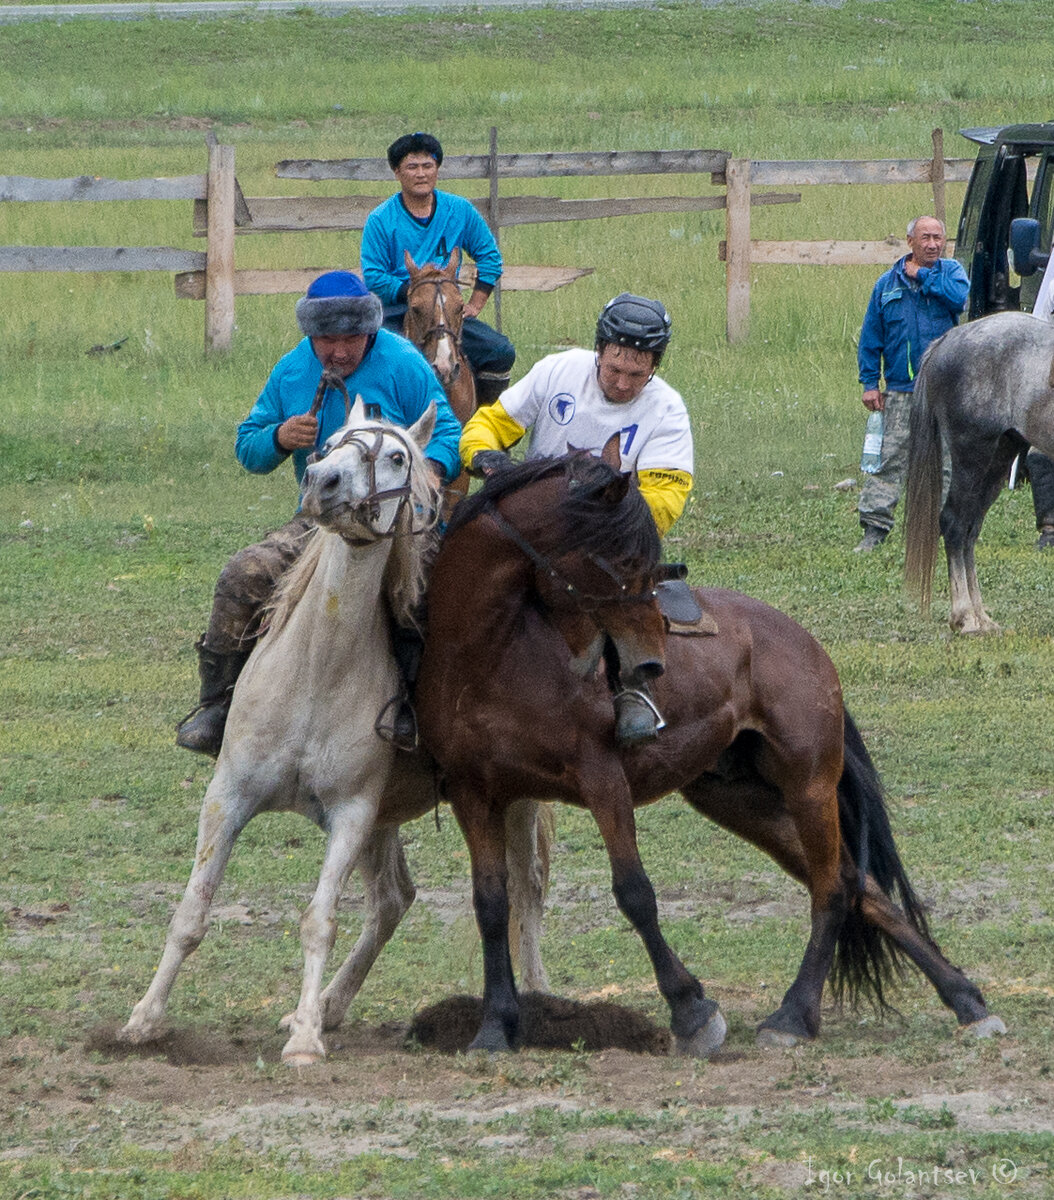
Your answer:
[903,358,943,614]
[830,706,931,1010]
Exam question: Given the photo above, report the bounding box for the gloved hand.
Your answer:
[470,449,514,477]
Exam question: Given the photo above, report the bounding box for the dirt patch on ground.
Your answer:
[2,990,1050,1175]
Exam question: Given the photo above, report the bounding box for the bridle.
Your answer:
[483,499,657,614]
[405,276,465,376]
[306,369,436,542]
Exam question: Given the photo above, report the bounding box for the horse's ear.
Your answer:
[443,249,461,279]
[408,401,437,450]
[600,432,623,472]
[601,472,631,505]
[404,250,420,276]
[349,393,368,426]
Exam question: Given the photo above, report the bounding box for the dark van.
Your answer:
[955,123,1054,319]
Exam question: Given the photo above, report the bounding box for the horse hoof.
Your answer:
[756,1027,802,1049]
[115,1021,161,1045]
[282,1050,325,1067]
[961,1015,1007,1039]
[468,1028,513,1055]
[674,1010,727,1059]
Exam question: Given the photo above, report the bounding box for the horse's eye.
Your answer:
[390,451,406,468]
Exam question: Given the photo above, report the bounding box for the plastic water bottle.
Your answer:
[860,409,884,474]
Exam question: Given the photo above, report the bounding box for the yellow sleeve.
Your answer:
[638,468,693,537]
[459,400,527,471]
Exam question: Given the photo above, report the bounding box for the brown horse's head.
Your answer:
[403,251,466,388]
[448,449,666,685]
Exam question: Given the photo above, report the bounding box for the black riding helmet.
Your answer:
[595,293,672,363]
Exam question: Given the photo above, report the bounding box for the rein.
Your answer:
[484,498,656,613]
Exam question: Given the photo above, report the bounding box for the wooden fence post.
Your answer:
[487,125,502,333]
[205,139,236,353]
[725,157,751,343]
[931,127,947,233]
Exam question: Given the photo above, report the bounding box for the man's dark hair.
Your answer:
[387,132,444,171]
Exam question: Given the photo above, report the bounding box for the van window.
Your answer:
[1023,153,1054,311]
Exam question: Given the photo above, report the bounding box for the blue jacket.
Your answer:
[235,329,462,488]
[360,189,503,306]
[858,256,969,393]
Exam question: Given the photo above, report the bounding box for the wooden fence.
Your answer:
[720,129,972,340]
[0,129,973,350]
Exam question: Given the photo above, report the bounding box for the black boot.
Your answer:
[475,371,511,407]
[175,637,251,757]
[613,685,666,746]
[376,624,423,752]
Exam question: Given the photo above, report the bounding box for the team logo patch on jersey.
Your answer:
[548,392,576,425]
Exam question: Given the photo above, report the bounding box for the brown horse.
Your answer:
[402,251,478,519]
[417,450,1006,1056]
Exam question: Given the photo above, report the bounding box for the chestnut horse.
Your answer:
[402,251,478,520]
[417,449,1006,1056]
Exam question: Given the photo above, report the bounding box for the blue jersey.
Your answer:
[236,329,462,487]
[360,189,503,306]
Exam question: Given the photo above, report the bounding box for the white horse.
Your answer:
[118,399,549,1065]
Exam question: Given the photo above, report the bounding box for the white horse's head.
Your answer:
[300,396,438,542]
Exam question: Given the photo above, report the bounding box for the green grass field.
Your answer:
[2,2,1054,1197]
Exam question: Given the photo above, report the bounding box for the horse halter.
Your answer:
[406,277,465,367]
[307,371,435,542]
[484,499,657,614]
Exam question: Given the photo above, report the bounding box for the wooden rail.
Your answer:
[718,130,973,341]
[0,129,976,348]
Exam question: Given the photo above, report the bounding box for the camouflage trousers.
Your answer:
[203,516,316,654]
[202,515,440,658]
[858,389,950,533]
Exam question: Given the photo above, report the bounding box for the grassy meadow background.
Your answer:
[2,1,1054,1196]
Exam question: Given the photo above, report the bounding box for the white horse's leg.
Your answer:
[313,825,417,1031]
[118,779,249,1043]
[505,799,552,993]
[281,797,378,1066]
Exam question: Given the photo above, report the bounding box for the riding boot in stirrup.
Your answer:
[175,637,251,757]
[613,685,667,747]
[375,623,423,752]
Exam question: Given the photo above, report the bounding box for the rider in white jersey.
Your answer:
[459,293,693,537]
[459,294,694,743]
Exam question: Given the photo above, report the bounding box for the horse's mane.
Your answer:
[447,452,661,569]
[265,420,437,638]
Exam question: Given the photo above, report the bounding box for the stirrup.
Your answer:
[375,694,419,752]
[613,688,666,746]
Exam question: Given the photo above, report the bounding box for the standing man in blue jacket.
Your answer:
[176,270,461,757]
[360,132,515,406]
[855,215,969,552]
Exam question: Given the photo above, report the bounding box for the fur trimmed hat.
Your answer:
[296,271,383,339]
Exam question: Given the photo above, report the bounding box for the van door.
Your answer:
[957,144,1030,319]
[1020,149,1054,312]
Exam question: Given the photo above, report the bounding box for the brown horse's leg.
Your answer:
[857,879,1002,1032]
[682,773,846,1044]
[588,792,726,1057]
[451,790,520,1052]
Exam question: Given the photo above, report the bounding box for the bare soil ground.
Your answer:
[5,992,1051,1185]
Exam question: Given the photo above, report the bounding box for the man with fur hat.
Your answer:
[360,131,515,405]
[176,270,461,758]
